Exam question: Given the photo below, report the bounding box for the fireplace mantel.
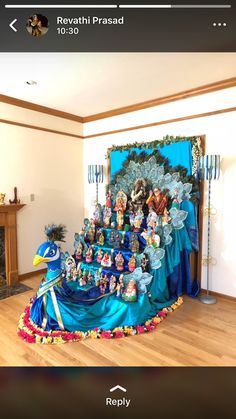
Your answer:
[0,204,25,286]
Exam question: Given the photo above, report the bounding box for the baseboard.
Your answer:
[201,288,236,302]
[19,268,47,281]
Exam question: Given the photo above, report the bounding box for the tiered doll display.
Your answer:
[18,156,195,344]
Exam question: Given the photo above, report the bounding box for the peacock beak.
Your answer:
[33,255,48,266]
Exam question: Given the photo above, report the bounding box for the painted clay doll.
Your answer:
[87,219,96,243]
[141,227,155,246]
[72,268,78,282]
[128,178,147,213]
[114,232,122,249]
[97,228,105,246]
[103,206,112,228]
[146,187,168,215]
[109,275,117,293]
[162,207,171,226]
[96,249,104,264]
[129,233,140,253]
[147,208,158,230]
[141,253,149,272]
[171,188,180,210]
[87,271,93,285]
[129,211,135,230]
[85,246,93,263]
[106,189,112,208]
[108,230,116,247]
[93,203,103,226]
[128,255,136,272]
[75,242,83,261]
[115,251,124,271]
[116,209,124,230]
[114,190,127,212]
[101,252,112,267]
[122,279,137,302]
[133,208,144,232]
[116,274,124,297]
[80,269,87,286]
[94,269,102,286]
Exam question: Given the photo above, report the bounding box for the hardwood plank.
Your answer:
[0,274,235,366]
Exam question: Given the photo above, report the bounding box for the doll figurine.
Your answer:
[128,255,136,272]
[171,188,180,210]
[87,219,96,243]
[97,228,105,246]
[101,252,112,267]
[80,269,87,286]
[93,202,103,226]
[96,249,104,264]
[146,187,168,215]
[129,211,135,230]
[128,178,147,213]
[87,271,93,285]
[109,275,117,293]
[72,268,78,282]
[86,246,93,263]
[141,226,155,246]
[114,232,122,249]
[105,189,112,208]
[114,190,127,212]
[122,279,137,302]
[116,209,124,231]
[65,256,76,281]
[141,253,149,272]
[116,274,124,297]
[133,208,144,232]
[129,233,140,253]
[103,206,112,228]
[162,207,171,226]
[108,230,116,247]
[94,269,102,286]
[115,251,124,271]
[75,242,83,261]
[147,208,158,229]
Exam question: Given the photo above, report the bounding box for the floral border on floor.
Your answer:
[18,296,183,344]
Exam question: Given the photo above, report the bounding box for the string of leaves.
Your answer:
[105,135,200,158]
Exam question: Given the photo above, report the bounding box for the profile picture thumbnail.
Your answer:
[26,14,49,37]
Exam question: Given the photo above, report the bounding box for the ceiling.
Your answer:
[0,53,236,117]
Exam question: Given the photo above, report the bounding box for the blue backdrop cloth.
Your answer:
[110,140,193,180]
[30,226,193,332]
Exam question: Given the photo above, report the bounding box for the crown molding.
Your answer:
[1,77,236,125]
[83,77,236,122]
[0,94,83,123]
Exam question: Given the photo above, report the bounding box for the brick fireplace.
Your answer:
[0,204,25,286]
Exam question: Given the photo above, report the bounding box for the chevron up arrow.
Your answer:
[110,385,127,393]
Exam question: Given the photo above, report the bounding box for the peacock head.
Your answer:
[33,223,67,270]
[33,240,60,269]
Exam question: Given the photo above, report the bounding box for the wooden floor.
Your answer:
[0,274,236,366]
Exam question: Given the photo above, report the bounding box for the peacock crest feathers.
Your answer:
[44,223,67,242]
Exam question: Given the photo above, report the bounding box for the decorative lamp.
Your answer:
[88,165,104,203]
[197,154,220,304]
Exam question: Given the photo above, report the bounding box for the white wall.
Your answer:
[0,107,84,275]
[83,91,236,298]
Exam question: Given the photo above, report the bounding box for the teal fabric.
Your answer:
[30,227,192,332]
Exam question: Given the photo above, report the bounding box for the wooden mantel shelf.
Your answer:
[0,204,25,212]
[0,204,25,286]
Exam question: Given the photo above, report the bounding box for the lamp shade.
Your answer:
[197,155,220,181]
[88,165,104,184]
